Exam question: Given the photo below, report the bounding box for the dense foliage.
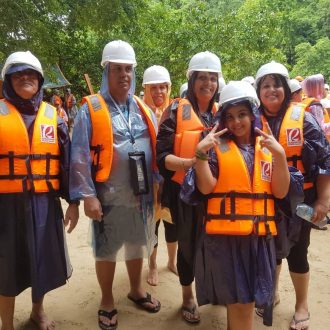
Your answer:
[1,0,329,97]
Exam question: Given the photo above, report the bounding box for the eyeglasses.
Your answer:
[11,69,39,79]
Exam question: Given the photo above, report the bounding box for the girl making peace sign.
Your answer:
[193,81,290,330]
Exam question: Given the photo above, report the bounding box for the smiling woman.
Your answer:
[156,50,221,325]
[255,61,330,330]
[0,51,78,330]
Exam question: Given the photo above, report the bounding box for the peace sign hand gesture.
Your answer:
[196,123,228,154]
[255,123,284,157]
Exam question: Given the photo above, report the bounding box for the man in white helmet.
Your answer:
[70,40,160,330]
[0,51,79,329]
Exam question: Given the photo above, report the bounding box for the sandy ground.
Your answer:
[11,203,330,330]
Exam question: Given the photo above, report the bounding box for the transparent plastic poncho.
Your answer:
[70,64,157,261]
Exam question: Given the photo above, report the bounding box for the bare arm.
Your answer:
[164,154,196,172]
[195,125,228,194]
[313,175,330,222]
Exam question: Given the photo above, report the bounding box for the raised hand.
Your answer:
[255,123,284,157]
[197,123,228,153]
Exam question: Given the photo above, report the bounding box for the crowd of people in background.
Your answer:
[1,41,330,330]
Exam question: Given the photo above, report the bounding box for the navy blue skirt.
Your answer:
[0,193,72,302]
[195,231,276,307]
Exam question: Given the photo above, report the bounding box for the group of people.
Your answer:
[49,88,78,131]
[0,39,329,330]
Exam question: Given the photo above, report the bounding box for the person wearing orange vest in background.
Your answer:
[51,89,68,124]
[301,74,330,139]
[289,78,303,103]
[192,81,290,330]
[70,40,160,330]
[255,61,330,330]
[64,87,78,132]
[142,65,178,286]
[156,51,221,324]
[0,51,79,330]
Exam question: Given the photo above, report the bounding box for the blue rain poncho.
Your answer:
[70,64,157,261]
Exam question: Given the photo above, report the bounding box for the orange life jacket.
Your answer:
[206,137,276,236]
[82,94,157,182]
[0,100,60,193]
[261,103,313,190]
[172,98,217,184]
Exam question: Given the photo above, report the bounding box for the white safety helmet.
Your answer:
[142,65,171,87]
[241,76,255,85]
[218,77,226,93]
[179,82,188,98]
[1,51,43,79]
[101,40,137,67]
[255,61,289,87]
[187,51,221,78]
[219,80,260,109]
[289,79,302,93]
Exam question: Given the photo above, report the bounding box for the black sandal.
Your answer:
[98,309,118,330]
[127,292,161,313]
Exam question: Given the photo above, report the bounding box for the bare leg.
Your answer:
[95,260,117,327]
[181,284,200,322]
[126,258,159,309]
[147,247,158,286]
[289,271,310,328]
[227,302,254,330]
[0,295,15,330]
[30,296,55,330]
[166,242,178,275]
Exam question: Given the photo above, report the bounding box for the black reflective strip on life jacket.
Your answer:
[209,191,274,200]
[286,154,301,169]
[90,144,103,180]
[206,190,275,222]
[205,213,275,221]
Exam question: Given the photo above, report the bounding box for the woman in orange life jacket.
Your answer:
[255,61,330,330]
[0,51,79,330]
[192,81,289,330]
[302,74,330,139]
[156,51,221,324]
[142,65,178,286]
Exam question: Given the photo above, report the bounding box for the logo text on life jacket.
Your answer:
[40,124,55,143]
[286,128,302,146]
[261,160,271,182]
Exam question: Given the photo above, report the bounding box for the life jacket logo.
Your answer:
[286,128,302,146]
[261,161,271,182]
[40,124,55,143]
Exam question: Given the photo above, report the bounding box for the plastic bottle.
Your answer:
[296,203,328,228]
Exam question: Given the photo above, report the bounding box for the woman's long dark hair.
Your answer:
[256,74,291,116]
[186,71,218,114]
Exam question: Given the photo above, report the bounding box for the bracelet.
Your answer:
[195,150,208,161]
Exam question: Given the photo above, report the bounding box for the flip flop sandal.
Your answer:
[289,312,310,330]
[98,309,118,330]
[127,292,161,313]
[181,305,201,324]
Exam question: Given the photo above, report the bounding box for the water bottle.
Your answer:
[296,203,328,228]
